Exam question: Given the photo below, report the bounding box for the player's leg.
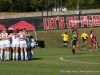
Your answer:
[72,40,76,54]
[82,39,85,48]
[12,47,15,61]
[30,42,35,60]
[6,47,10,60]
[0,48,3,61]
[0,42,4,60]
[15,43,19,61]
[93,41,97,51]
[31,46,34,59]
[24,47,27,60]
[83,40,87,49]
[20,41,24,60]
[63,41,65,48]
[11,44,15,61]
[76,41,81,51]
[6,41,10,61]
[65,41,68,48]
[89,40,92,51]
[15,46,19,61]
[23,41,27,60]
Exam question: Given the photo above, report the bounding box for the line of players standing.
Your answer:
[62,29,99,54]
[0,28,35,61]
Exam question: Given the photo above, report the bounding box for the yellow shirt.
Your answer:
[62,33,69,41]
[81,33,88,39]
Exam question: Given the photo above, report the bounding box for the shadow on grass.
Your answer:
[33,58,44,60]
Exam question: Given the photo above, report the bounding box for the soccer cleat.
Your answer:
[89,50,92,51]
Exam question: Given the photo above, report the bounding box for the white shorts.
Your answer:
[3,40,10,47]
[0,40,4,49]
[11,42,20,47]
[31,42,35,47]
[20,40,27,48]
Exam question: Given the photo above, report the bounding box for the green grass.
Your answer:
[0,48,100,75]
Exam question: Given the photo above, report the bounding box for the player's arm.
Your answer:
[15,33,20,37]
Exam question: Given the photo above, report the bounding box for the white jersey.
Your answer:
[19,32,27,48]
[11,35,20,47]
[1,33,8,38]
[11,35,20,43]
[19,32,26,40]
[2,33,11,47]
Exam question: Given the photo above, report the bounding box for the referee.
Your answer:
[71,30,77,55]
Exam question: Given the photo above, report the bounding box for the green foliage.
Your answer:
[0,0,99,12]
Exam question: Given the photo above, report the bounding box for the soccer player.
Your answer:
[19,29,27,60]
[30,36,35,59]
[89,30,96,51]
[75,29,81,51]
[61,32,69,48]
[2,29,11,61]
[81,31,88,49]
[7,28,13,60]
[0,33,4,60]
[11,30,20,61]
[71,30,77,54]
[26,35,32,60]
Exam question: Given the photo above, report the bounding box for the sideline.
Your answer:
[60,55,100,64]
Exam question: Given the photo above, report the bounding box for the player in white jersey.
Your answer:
[11,30,20,61]
[0,33,4,60]
[30,36,35,59]
[19,29,27,60]
[2,30,11,61]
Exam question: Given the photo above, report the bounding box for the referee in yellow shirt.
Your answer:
[62,32,69,48]
[81,31,88,49]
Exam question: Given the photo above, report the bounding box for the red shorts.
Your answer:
[90,39,94,44]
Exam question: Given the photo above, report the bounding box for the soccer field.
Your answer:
[0,48,100,75]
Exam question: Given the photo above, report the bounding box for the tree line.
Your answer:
[0,0,99,12]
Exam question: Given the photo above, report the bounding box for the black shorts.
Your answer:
[72,40,76,45]
[63,41,68,43]
[82,38,87,42]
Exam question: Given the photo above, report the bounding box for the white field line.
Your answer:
[60,55,100,64]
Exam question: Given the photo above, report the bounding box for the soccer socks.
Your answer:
[16,53,18,60]
[13,53,19,60]
[31,51,33,59]
[21,52,23,60]
[31,51,33,56]
[1,50,3,60]
[77,45,81,51]
[65,45,67,48]
[13,53,15,60]
[94,45,96,50]
[7,51,9,60]
[25,52,27,60]
[63,44,65,48]
[5,51,7,60]
[82,44,86,48]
